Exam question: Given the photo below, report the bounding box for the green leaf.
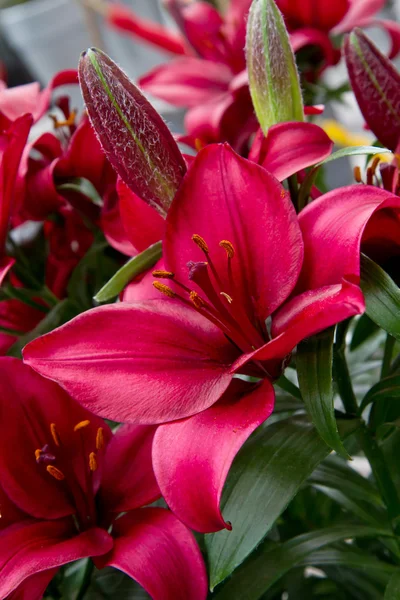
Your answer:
[85,567,150,599]
[57,177,103,206]
[246,0,303,133]
[297,329,348,458]
[94,241,162,303]
[302,546,396,574]
[213,525,393,599]
[360,375,400,414]
[206,416,359,589]
[385,570,400,599]
[360,254,400,340]
[8,299,79,358]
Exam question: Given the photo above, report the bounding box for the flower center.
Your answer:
[152,234,267,353]
[34,420,105,530]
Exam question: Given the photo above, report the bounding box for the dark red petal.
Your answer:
[7,569,58,600]
[165,144,304,322]
[102,508,207,600]
[99,424,160,514]
[234,279,365,373]
[298,185,400,291]
[24,302,237,424]
[153,378,274,533]
[0,358,109,520]
[250,121,333,181]
[0,519,113,599]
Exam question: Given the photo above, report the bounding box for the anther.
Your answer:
[219,240,235,259]
[96,427,104,450]
[46,465,65,481]
[74,420,91,432]
[35,449,42,462]
[152,270,175,279]
[370,156,380,175]
[189,291,206,309]
[89,452,98,472]
[366,167,373,186]
[153,281,176,298]
[353,166,363,183]
[220,292,233,304]
[50,423,61,447]
[192,234,209,254]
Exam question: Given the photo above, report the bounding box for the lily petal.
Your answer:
[165,144,303,322]
[249,122,333,181]
[99,424,160,514]
[24,302,237,424]
[234,279,365,374]
[7,569,58,600]
[0,519,113,599]
[298,185,400,290]
[102,508,208,600]
[153,378,274,533]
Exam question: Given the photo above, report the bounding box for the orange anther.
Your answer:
[189,291,206,309]
[152,270,175,279]
[35,449,42,462]
[153,281,176,298]
[50,423,61,447]
[353,166,362,183]
[220,291,233,304]
[219,240,235,259]
[96,427,105,451]
[192,234,209,254]
[89,452,98,472]
[46,465,65,481]
[370,156,380,175]
[74,420,91,432]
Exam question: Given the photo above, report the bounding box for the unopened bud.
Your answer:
[79,48,186,217]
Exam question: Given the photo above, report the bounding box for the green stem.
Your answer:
[76,559,94,600]
[287,174,299,211]
[41,286,60,308]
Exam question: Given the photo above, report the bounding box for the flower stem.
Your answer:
[76,559,95,600]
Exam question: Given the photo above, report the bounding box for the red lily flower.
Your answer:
[297,184,400,292]
[24,144,364,532]
[105,0,256,152]
[277,0,400,72]
[0,113,33,285]
[0,358,207,600]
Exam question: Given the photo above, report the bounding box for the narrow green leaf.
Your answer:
[246,0,303,133]
[385,570,400,599]
[297,329,349,458]
[360,254,400,340]
[213,525,392,600]
[57,177,103,206]
[206,416,359,589]
[94,241,162,303]
[360,375,400,414]
[301,546,396,574]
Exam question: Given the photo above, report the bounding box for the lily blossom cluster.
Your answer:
[2,0,400,597]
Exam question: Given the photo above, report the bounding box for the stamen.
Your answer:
[220,292,233,304]
[74,420,91,432]
[96,427,104,450]
[35,449,42,461]
[353,166,363,183]
[152,270,175,279]
[219,240,235,259]
[153,281,176,298]
[192,234,209,254]
[366,167,373,186]
[89,452,98,472]
[189,291,207,309]
[46,465,65,481]
[370,156,380,176]
[49,109,77,129]
[50,423,61,447]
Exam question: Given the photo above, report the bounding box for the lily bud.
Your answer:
[79,48,186,217]
[246,0,304,134]
[345,29,400,153]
